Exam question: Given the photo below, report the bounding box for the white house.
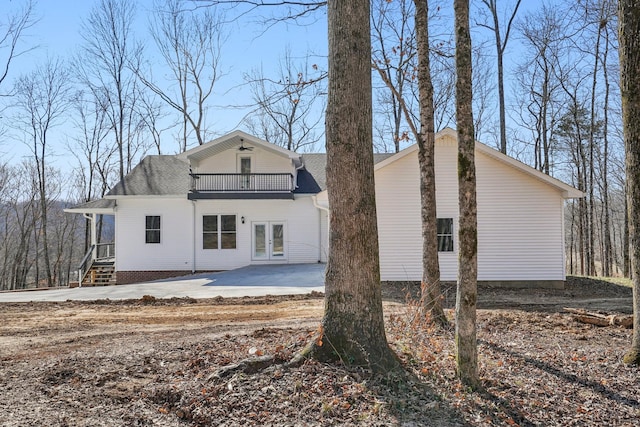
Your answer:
[66,129,582,287]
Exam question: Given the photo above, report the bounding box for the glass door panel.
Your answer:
[253,223,267,259]
[271,223,284,257]
[252,222,286,260]
[240,157,251,189]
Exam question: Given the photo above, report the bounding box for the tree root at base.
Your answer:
[209,332,404,380]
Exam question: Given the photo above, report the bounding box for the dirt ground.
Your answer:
[0,278,637,426]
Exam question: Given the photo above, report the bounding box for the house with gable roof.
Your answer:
[66,128,582,287]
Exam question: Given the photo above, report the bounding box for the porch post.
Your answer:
[91,213,97,260]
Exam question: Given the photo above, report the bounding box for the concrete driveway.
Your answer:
[0,263,326,303]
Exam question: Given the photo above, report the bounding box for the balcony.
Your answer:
[188,173,295,199]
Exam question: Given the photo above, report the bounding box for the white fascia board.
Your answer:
[179,130,300,163]
[373,126,582,200]
[63,207,115,214]
[104,194,186,200]
[474,143,584,199]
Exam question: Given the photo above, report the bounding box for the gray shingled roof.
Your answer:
[107,156,190,196]
[300,154,328,191]
[301,153,395,191]
[98,152,395,198]
[374,153,396,166]
[64,198,116,213]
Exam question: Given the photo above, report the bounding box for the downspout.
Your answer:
[191,200,197,273]
[561,197,567,282]
[312,195,330,263]
[293,158,304,190]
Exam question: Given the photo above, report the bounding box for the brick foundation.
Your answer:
[116,270,194,285]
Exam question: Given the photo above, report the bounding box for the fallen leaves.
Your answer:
[387,308,639,426]
[1,281,638,426]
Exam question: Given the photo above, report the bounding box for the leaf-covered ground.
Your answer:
[0,278,638,426]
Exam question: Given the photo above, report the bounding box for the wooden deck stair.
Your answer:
[81,261,116,286]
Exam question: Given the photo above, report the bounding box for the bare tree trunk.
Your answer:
[414,0,447,326]
[624,195,630,278]
[619,0,640,365]
[454,0,479,389]
[308,0,399,373]
[569,203,575,275]
[602,111,612,277]
[602,22,613,277]
[588,9,604,277]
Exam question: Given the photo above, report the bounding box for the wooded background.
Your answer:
[0,0,624,290]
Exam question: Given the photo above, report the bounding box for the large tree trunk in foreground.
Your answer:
[310,0,399,373]
[454,0,479,388]
[414,0,447,326]
[619,0,640,366]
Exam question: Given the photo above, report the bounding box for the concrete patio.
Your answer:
[0,263,326,302]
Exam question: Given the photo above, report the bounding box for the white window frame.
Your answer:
[145,215,161,244]
[437,218,454,252]
[202,214,237,250]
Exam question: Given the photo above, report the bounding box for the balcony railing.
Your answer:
[190,173,294,193]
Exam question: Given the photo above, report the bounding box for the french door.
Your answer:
[252,222,286,260]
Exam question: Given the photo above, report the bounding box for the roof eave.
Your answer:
[63,207,116,214]
[104,194,186,199]
[474,143,583,199]
[180,131,300,163]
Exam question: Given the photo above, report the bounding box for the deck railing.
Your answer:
[190,173,294,193]
[96,242,115,260]
[77,242,115,286]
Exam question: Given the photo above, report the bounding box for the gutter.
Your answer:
[293,157,304,190]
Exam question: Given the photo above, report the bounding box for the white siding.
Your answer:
[314,192,330,263]
[475,151,565,281]
[193,196,321,270]
[375,136,459,281]
[114,195,323,272]
[196,146,293,174]
[375,135,567,282]
[319,209,329,263]
[115,198,193,271]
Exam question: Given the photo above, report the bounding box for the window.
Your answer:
[145,215,161,244]
[203,215,218,249]
[437,218,454,252]
[203,215,237,249]
[220,215,237,249]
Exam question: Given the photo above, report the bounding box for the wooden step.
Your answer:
[82,263,116,287]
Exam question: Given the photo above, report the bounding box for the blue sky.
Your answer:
[5,0,328,168]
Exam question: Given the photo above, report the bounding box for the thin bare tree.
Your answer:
[0,0,37,144]
[514,3,566,175]
[0,0,36,92]
[476,0,522,154]
[371,0,416,153]
[77,0,145,181]
[454,0,479,389]
[13,58,70,287]
[244,48,325,152]
[414,0,447,325]
[140,0,226,151]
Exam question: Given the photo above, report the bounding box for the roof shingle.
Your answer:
[107,156,190,196]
